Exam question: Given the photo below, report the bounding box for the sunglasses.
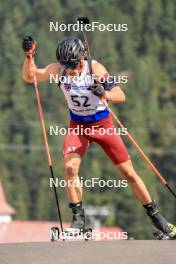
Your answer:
[64,61,80,70]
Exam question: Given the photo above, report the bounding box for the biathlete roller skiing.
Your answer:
[22,17,176,240]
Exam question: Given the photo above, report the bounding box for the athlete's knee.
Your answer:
[124,170,138,183]
[118,166,138,183]
[64,160,79,178]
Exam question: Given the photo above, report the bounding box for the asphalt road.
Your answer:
[0,241,175,264]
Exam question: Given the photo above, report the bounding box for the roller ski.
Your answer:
[51,204,92,241]
[154,223,176,240]
[144,200,176,240]
[64,207,92,240]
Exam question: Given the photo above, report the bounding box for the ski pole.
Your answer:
[77,17,91,57]
[29,54,64,232]
[77,17,176,199]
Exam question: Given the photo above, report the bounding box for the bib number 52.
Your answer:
[71,95,91,107]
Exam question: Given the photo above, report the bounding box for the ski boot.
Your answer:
[65,202,92,240]
[144,200,176,240]
[65,202,86,237]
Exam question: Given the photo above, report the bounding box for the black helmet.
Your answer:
[56,37,85,64]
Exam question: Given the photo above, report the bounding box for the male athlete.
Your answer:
[22,36,176,239]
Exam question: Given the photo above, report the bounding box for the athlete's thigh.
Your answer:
[92,122,130,165]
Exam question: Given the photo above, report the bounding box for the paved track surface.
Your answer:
[0,241,175,264]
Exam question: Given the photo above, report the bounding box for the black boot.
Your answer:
[143,200,176,238]
[68,202,85,233]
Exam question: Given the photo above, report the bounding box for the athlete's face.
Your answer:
[65,58,84,76]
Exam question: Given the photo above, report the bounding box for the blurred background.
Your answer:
[0,0,176,241]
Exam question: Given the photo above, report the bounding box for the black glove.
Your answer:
[22,36,36,58]
[88,84,105,98]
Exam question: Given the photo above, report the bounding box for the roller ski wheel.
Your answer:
[50,226,60,242]
[154,223,176,240]
[154,230,170,240]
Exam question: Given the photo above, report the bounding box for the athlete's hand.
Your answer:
[22,36,36,58]
[88,84,105,98]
